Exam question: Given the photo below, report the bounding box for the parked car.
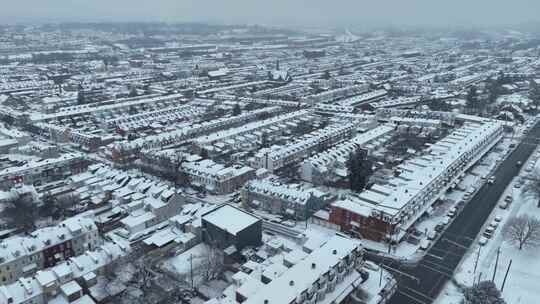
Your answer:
[419,239,431,251]
[487,177,495,184]
[441,216,451,226]
[447,210,456,218]
[483,226,495,239]
[494,216,502,223]
[479,236,488,246]
[499,201,509,209]
[504,195,513,203]
[427,231,437,241]
[489,221,499,229]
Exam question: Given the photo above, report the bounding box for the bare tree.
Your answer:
[504,215,540,250]
[523,173,540,207]
[191,245,224,284]
[464,280,506,304]
[2,196,38,231]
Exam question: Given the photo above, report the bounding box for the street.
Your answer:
[388,120,540,304]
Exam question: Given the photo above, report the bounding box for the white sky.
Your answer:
[1,0,539,27]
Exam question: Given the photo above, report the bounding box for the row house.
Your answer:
[376,108,456,126]
[305,84,369,104]
[301,125,394,185]
[252,122,360,172]
[0,153,88,190]
[118,193,185,238]
[0,241,130,304]
[182,159,256,194]
[194,110,312,151]
[29,93,183,123]
[0,217,100,284]
[337,89,388,107]
[237,235,365,304]
[329,120,504,241]
[35,123,109,152]
[241,180,335,220]
[108,105,203,133]
[111,106,283,162]
[193,110,313,156]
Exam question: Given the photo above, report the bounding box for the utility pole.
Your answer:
[473,246,481,274]
[379,266,383,287]
[190,253,194,290]
[492,247,501,282]
[477,272,483,286]
[501,259,512,292]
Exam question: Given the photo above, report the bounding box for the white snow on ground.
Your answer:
[436,129,540,304]
[162,243,208,283]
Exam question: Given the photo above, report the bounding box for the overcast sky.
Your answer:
[2,0,539,27]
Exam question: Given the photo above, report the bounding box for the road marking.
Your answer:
[442,237,468,249]
[425,253,444,261]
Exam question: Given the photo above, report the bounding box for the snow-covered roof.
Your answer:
[332,119,503,228]
[202,205,260,235]
[0,217,97,267]
[244,235,362,304]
